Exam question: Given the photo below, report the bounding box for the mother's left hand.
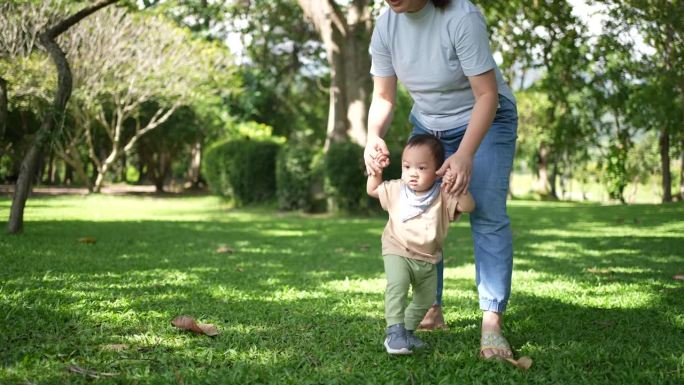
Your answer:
[436,151,473,196]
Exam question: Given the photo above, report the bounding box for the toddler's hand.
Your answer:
[441,170,455,191]
[375,153,390,169]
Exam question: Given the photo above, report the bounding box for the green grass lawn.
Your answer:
[1,195,682,384]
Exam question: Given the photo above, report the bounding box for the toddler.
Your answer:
[367,134,474,355]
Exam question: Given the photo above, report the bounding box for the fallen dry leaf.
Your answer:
[334,247,346,253]
[67,365,118,378]
[78,237,97,244]
[359,244,370,251]
[503,356,533,370]
[171,315,219,336]
[236,267,244,272]
[674,275,684,281]
[216,246,235,254]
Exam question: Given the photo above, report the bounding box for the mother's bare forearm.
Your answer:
[458,91,498,157]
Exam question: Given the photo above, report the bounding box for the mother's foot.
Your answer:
[480,311,512,359]
[418,305,448,330]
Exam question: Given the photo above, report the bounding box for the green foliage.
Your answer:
[275,143,319,211]
[603,141,630,202]
[323,141,366,211]
[383,84,414,151]
[225,0,328,142]
[203,136,281,205]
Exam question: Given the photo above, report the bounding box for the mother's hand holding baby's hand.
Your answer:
[364,135,390,176]
[437,151,473,195]
[441,170,456,192]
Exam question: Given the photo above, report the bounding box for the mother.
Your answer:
[364,0,518,359]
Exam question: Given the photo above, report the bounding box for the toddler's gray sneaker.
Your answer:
[384,323,412,355]
[406,330,426,350]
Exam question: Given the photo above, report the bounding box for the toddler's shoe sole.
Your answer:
[383,338,412,355]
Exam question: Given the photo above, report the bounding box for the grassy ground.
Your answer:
[0,195,682,384]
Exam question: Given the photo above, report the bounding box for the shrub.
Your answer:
[384,146,404,181]
[203,138,281,205]
[276,144,318,211]
[323,141,366,211]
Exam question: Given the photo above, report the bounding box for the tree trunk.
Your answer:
[679,138,684,201]
[188,140,202,189]
[120,152,127,183]
[64,163,73,185]
[8,41,70,233]
[297,0,372,148]
[44,151,53,184]
[659,126,672,203]
[0,77,7,149]
[57,150,91,191]
[7,0,119,234]
[341,2,372,146]
[154,152,171,193]
[549,155,558,199]
[93,147,118,193]
[536,144,550,194]
[137,161,145,184]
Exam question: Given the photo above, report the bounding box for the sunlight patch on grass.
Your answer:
[513,270,659,309]
[322,277,385,294]
[260,229,316,237]
[529,227,682,238]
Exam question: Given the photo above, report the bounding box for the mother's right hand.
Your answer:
[364,135,390,176]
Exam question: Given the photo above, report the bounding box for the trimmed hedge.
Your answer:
[203,138,281,205]
[276,144,319,211]
[323,141,366,211]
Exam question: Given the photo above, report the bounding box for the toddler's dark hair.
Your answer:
[405,134,445,168]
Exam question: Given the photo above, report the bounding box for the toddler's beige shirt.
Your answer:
[378,180,475,264]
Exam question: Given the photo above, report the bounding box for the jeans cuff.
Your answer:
[479,299,507,313]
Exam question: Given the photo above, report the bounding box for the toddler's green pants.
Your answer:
[383,254,437,330]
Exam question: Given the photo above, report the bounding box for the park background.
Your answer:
[0,0,682,384]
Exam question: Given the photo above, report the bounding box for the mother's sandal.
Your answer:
[480,331,533,369]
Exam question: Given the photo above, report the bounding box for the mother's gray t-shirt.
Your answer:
[370,0,515,130]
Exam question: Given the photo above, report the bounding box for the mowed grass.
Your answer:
[0,195,682,384]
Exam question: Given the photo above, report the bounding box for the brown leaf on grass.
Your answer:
[67,365,118,378]
[236,267,244,272]
[334,247,346,253]
[503,356,533,370]
[359,244,370,252]
[78,237,97,244]
[216,246,235,254]
[171,315,219,336]
[674,275,684,281]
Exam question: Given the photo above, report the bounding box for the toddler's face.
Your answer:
[401,144,438,193]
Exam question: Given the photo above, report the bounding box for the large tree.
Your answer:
[61,6,231,193]
[597,0,684,202]
[482,0,590,197]
[296,0,374,147]
[1,0,119,234]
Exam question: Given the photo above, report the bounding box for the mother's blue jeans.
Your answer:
[409,95,517,313]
